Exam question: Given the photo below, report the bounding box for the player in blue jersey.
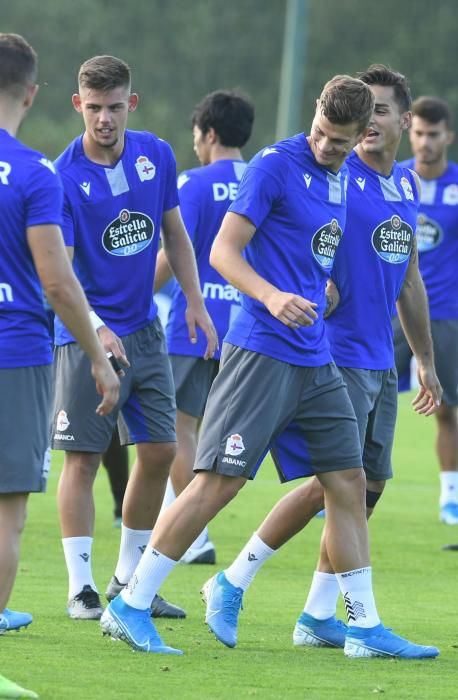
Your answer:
[51,55,217,623]
[393,97,458,525]
[192,65,441,658]
[154,90,254,564]
[0,34,119,698]
[98,74,433,659]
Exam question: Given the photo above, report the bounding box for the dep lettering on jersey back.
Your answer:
[416,213,444,252]
[102,209,154,256]
[311,218,343,270]
[371,214,413,263]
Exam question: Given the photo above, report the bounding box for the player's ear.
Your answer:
[401,111,411,131]
[446,129,455,146]
[24,83,39,110]
[128,93,138,112]
[72,94,82,112]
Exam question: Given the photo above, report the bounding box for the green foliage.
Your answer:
[3,393,458,699]
[2,0,457,165]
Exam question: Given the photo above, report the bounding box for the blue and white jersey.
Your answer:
[54,130,179,345]
[166,159,246,359]
[327,150,419,369]
[226,133,348,366]
[0,129,63,368]
[401,158,458,320]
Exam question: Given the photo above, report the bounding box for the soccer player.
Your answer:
[51,55,217,621]
[199,65,442,656]
[0,33,119,697]
[155,89,254,564]
[101,428,129,528]
[101,74,436,659]
[393,97,458,525]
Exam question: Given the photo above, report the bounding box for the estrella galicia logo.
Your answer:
[371,214,413,264]
[102,209,154,257]
[311,219,343,270]
[416,213,443,252]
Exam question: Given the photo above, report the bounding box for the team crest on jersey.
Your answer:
[225,434,245,456]
[400,177,414,201]
[416,213,443,252]
[135,156,156,182]
[442,183,458,205]
[102,209,155,257]
[371,214,413,263]
[311,218,343,270]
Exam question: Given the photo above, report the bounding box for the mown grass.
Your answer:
[4,392,457,699]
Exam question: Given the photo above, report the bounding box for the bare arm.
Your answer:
[28,224,119,414]
[154,246,174,293]
[210,212,318,328]
[161,207,217,358]
[396,237,442,415]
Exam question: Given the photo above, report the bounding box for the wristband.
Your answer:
[89,310,105,331]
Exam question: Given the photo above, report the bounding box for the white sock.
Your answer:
[114,525,151,584]
[440,471,458,506]
[336,566,380,629]
[159,479,176,514]
[189,525,209,551]
[62,537,97,598]
[303,571,340,620]
[120,546,177,610]
[224,533,275,591]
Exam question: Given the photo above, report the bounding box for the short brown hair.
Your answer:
[412,96,452,129]
[319,75,374,133]
[357,64,411,113]
[0,33,37,98]
[78,55,131,92]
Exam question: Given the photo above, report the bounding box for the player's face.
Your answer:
[73,86,138,150]
[361,85,410,155]
[193,125,212,165]
[309,109,364,171]
[409,116,453,165]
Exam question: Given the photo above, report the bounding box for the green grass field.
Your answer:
[4,392,457,699]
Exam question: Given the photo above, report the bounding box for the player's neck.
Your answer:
[82,132,125,166]
[210,144,242,164]
[0,100,24,137]
[413,156,448,180]
[356,144,396,177]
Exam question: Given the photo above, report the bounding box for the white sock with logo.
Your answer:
[335,566,380,629]
[440,471,458,506]
[303,571,340,620]
[114,525,151,584]
[120,546,177,610]
[224,533,275,591]
[62,537,97,598]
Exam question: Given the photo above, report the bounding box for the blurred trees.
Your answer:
[2,0,457,166]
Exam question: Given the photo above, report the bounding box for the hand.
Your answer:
[97,325,130,375]
[264,290,318,328]
[185,300,219,360]
[91,356,120,415]
[324,279,340,319]
[412,364,443,416]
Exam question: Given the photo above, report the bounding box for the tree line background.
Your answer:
[3,0,457,168]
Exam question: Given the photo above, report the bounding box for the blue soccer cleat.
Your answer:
[0,609,33,633]
[100,595,183,654]
[201,572,243,648]
[440,502,458,525]
[293,612,347,648]
[344,623,439,658]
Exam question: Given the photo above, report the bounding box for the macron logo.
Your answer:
[303,173,312,189]
[262,147,278,158]
[355,177,365,191]
[80,182,91,196]
[39,157,56,174]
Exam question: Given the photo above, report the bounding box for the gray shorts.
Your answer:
[339,367,397,482]
[170,355,219,418]
[0,365,52,493]
[393,317,458,406]
[194,344,362,480]
[52,318,176,452]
